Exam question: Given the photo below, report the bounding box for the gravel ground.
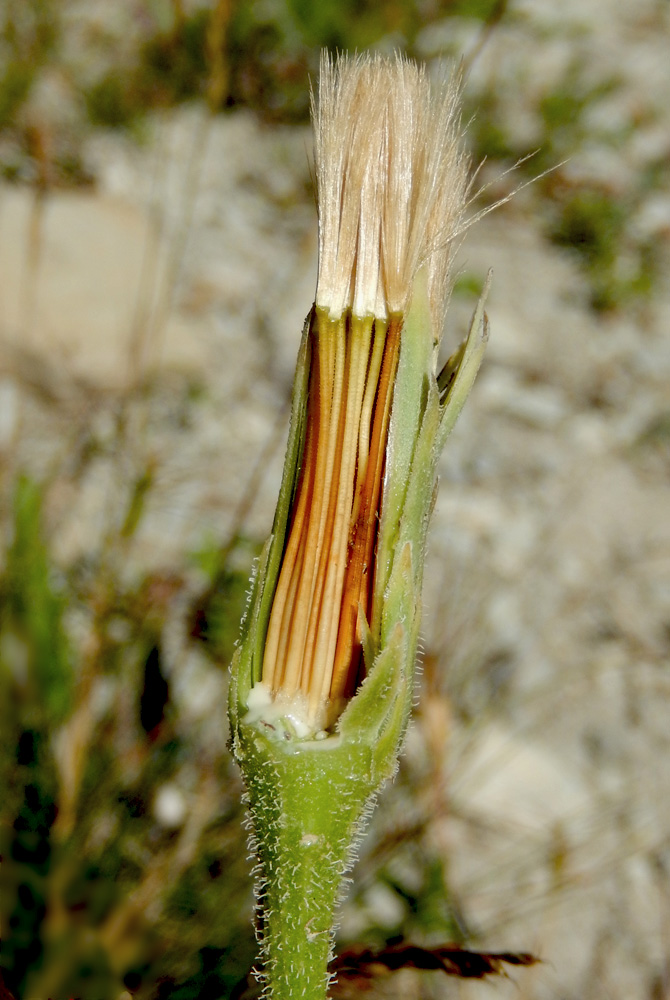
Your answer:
[1,1,670,997]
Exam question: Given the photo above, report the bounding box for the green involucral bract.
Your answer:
[228,272,490,1000]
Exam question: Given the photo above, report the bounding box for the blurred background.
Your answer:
[1,1,669,998]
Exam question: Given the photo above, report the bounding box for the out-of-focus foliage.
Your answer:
[0,473,258,999]
[0,457,463,999]
[549,184,657,312]
[1,1,668,997]
[466,57,665,313]
[0,0,58,129]
[0,0,504,181]
[1,475,73,724]
[189,534,262,668]
[0,468,473,999]
[2,0,662,312]
[82,0,504,126]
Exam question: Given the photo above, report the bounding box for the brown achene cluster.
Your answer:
[259,53,469,729]
[261,310,401,725]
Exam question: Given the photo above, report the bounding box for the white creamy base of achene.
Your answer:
[244,682,332,741]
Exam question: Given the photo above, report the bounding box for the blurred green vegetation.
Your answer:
[1,0,668,997]
[0,469,465,998]
[467,58,665,313]
[81,0,505,127]
[0,473,258,999]
[1,0,504,147]
[2,476,73,725]
[2,0,664,311]
[549,185,657,312]
[0,0,58,129]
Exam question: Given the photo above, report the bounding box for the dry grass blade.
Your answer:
[333,940,539,980]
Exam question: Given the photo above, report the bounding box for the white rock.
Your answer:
[154,783,187,829]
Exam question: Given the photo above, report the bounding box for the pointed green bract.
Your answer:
[250,312,312,687]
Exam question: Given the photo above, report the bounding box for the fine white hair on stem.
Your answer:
[311,51,470,326]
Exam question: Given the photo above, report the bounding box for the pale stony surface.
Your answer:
[1,1,670,998]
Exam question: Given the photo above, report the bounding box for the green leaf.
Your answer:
[250,311,312,687]
[2,475,73,726]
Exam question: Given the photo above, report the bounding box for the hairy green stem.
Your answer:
[238,730,380,1000]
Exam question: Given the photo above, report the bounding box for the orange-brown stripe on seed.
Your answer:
[309,315,374,716]
[280,315,341,694]
[297,313,348,696]
[330,316,401,702]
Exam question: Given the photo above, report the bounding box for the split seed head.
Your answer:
[256,52,473,733]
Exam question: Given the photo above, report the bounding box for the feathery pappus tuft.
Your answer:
[312,51,469,327]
